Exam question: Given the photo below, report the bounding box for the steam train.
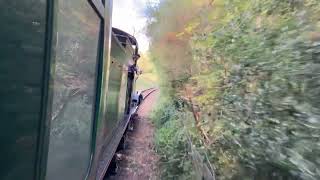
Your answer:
[0,0,140,179]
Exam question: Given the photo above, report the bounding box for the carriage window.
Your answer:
[46,1,100,179]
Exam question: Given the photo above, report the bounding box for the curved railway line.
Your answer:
[141,88,158,100]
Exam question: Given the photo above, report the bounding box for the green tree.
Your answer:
[147,0,320,179]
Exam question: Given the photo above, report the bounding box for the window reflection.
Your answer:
[46,1,100,179]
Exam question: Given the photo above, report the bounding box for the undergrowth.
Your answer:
[151,98,194,179]
[147,0,320,179]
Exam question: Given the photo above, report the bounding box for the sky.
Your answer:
[112,0,158,52]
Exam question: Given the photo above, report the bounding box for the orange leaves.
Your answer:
[165,32,179,43]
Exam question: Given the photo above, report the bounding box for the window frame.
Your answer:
[44,0,106,179]
[89,0,105,19]
[84,0,106,179]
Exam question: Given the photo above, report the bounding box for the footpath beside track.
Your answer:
[109,88,160,180]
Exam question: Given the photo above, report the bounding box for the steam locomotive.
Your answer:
[0,0,140,179]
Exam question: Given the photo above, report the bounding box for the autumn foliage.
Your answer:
[147,0,320,179]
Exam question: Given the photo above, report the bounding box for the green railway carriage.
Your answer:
[0,0,140,179]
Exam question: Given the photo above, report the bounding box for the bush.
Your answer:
[147,0,320,179]
[152,101,194,179]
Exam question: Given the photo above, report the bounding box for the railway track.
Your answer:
[141,88,158,100]
[131,88,157,112]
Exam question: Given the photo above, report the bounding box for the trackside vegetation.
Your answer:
[146,0,320,179]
